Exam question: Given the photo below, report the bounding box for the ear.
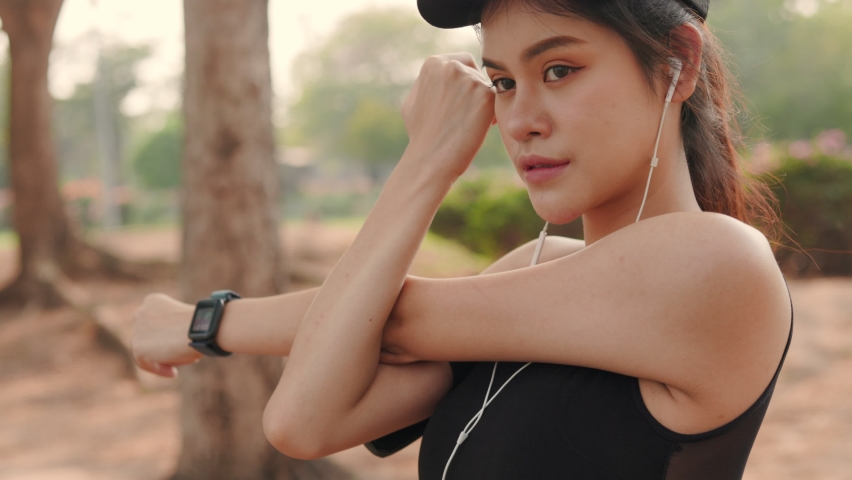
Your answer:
[668,23,704,103]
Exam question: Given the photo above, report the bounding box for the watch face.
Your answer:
[191,306,216,333]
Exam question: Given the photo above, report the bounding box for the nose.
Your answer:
[505,85,552,143]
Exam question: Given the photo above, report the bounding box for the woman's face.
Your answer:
[481,3,669,224]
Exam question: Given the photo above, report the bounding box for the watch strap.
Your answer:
[211,289,242,301]
[189,289,242,357]
[189,340,233,357]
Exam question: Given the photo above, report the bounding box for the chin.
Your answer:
[528,190,583,225]
[530,196,582,225]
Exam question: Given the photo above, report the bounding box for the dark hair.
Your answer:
[480,0,780,244]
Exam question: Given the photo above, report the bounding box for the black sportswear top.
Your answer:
[366,308,793,479]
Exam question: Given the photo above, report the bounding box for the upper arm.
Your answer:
[265,361,452,459]
[388,213,790,397]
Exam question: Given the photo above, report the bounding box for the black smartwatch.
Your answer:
[188,290,241,356]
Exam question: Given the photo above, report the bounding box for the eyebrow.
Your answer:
[481,35,586,71]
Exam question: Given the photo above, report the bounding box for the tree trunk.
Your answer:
[176,1,350,478]
[0,0,166,309]
[0,0,68,307]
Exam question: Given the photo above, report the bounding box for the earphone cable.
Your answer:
[442,223,546,480]
[636,100,671,223]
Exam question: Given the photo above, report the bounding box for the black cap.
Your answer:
[417,0,710,29]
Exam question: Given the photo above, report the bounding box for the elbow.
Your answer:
[262,401,331,460]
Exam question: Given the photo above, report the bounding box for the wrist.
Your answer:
[398,144,466,188]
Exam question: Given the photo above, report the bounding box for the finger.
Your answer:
[152,362,179,378]
[136,355,177,378]
[458,63,495,88]
[440,52,479,70]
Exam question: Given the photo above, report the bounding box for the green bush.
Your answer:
[765,155,852,277]
[431,176,583,259]
[284,190,381,221]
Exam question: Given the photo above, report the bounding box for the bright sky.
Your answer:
[30,0,477,120]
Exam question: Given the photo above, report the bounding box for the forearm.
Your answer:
[216,287,318,356]
[216,235,580,360]
[267,153,453,439]
[217,283,416,362]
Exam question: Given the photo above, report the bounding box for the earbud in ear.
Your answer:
[665,57,683,103]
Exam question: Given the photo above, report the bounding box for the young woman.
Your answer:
[132,0,793,478]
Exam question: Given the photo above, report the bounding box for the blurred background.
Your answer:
[0,0,849,479]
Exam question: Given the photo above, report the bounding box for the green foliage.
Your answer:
[286,8,511,175]
[764,154,852,276]
[712,0,852,139]
[341,96,409,179]
[287,8,445,168]
[131,115,183,190]
[431,176,583,258]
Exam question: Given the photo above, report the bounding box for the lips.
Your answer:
[518,155,571,172]
[518,155,571,184]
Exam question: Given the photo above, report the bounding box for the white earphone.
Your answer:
[441,57,684,480]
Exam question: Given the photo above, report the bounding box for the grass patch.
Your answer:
[285,216,489,278]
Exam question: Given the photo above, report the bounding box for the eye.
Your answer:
[490,77,516,93]
[544,65,578,82]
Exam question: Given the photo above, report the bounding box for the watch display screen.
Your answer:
[191,306,216,333]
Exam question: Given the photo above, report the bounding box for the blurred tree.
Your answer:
[53,43,151,181]
[0,0,150,308]
[287,7,510,178]
[131,113,182,190]
[713,0,852,139]
[176,0,349,478]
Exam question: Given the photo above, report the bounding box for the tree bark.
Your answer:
[0,0,167,309]
[176,1,350,478]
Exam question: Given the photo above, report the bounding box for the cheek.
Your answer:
[553,80,651,155]
[551,78,659,188]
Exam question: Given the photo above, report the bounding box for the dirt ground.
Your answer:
[0,225,850,479]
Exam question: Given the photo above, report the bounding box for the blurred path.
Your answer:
[744,279,852,480]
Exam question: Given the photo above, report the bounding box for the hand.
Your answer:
[401,52,496,179]
[131,293,200,378]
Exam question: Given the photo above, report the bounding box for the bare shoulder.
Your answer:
[613,212,792,432]
[623,211,789,328]
[600,211,783,288]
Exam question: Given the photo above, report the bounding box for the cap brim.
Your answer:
[417,0,708,29]
[417,0,487,28]
[681,0,710,20]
